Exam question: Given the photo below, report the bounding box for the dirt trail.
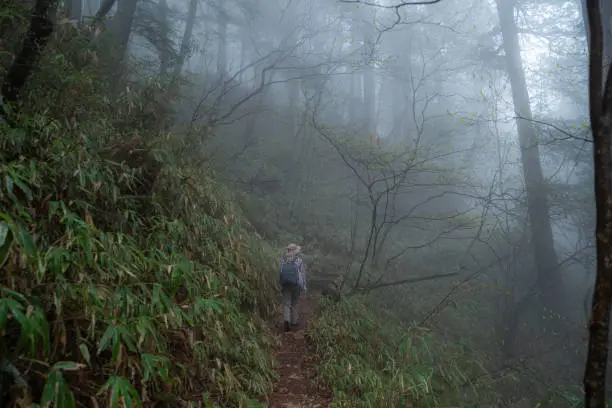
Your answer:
[267,294,332,408]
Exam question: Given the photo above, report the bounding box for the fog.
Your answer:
[1,0,604,406]
[140,0,594,403]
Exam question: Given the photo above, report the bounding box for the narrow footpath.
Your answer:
[267,294,332,408]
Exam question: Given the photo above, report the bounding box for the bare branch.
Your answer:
[362,271,458,293]
[339,0,443,8]
[516,116,592,143]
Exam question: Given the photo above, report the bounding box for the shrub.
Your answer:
[0,29,278,407]
[307,296,486,408]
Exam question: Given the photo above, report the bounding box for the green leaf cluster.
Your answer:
[307,296,483,407]
[0,30,278,408]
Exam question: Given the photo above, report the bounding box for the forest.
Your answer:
[1,0,612,407]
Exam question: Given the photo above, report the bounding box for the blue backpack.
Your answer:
[280,257,299,287]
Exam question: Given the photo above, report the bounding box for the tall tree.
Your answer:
[158,0,170,76]
[66,0,83,21]
[86,0,100,16]
[1,0,58,122]
[173,0,198,79]
[362,17,376,137]
[349,9,364,130]
[93,0,115,23]
[108,0,138,67]
[581,0,612,68]
[216,3,228,77]
[495,0,558,296]
[583,0,612,406]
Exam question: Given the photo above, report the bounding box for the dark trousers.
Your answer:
[282,284,300,324]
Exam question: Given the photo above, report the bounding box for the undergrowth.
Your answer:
[0,27,278,407]
[307,296,487,408]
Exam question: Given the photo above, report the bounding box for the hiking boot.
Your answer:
[291,323,299,330]
[284,321,290,332]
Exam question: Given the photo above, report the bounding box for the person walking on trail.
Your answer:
[279,243,308,332]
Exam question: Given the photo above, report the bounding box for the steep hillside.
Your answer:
[0,28,281,408]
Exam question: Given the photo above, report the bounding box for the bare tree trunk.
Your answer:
[1,0,57,122]
[348,75,355,125]
[66,0,82,21]
[86,0,100,17]
[580,0,612,61]
[288,77,299,137]
[363,15,377,138]
[349,11,361,130]
[158,0,169,76]
[348,65,359,126]
[496,0,558,294]
[363,66,375,136]
[173,0,198,79]
[392,79,408,143]
[109,0,138,66]
[580,0,591,48]
[93,0,116,23]
[216,4,227,78]
[583,1,612,406]
[601,0,612,73]
[239,32,247,82]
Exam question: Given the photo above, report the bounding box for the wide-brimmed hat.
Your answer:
[286,243,302,252]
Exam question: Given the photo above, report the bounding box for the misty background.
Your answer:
[119,0,594,403]
[0,0,600,406]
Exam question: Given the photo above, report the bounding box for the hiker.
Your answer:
[279,243,308,332]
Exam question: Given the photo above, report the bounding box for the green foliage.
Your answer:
[307,296,485,407]
[0,0,31,75]
[0,29,278,407]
